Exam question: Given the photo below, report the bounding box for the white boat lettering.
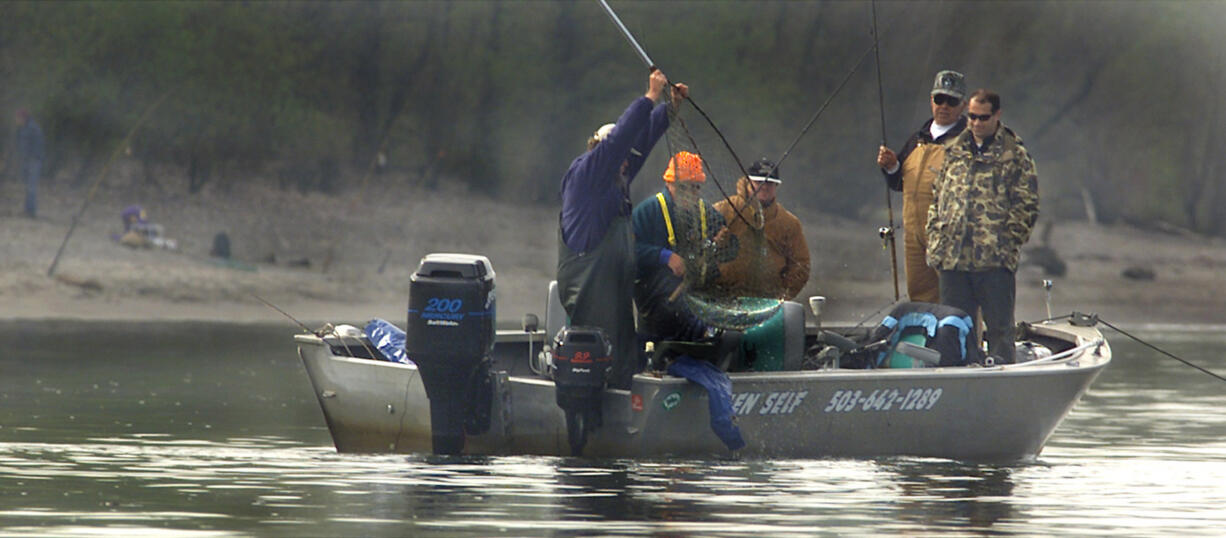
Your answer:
[823,388,943,413]
[732,392,760,415]
[422,312,465,321]
[731,391,808,416]
[426,319,460,326]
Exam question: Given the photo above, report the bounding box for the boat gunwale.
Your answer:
[296,322,1111,384]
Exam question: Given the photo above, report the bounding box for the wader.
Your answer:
[557,216,640,389]
[900,141,946,303]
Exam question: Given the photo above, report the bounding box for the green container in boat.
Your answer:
[742,307,786,372]
[887,333,928,368]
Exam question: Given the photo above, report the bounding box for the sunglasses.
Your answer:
[932,94,961,107]
[967,112,994,122]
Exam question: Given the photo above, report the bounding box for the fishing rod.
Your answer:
[771,43,875,174]
[252,292,383,359]
[251,292,314,334]
[596,0,753,226]
[600,0,779,309]
[871,0,900,301]
[47,90,171,277]
[770,1,911,172]
[763,3,911,300]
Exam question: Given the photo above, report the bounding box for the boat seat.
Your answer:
[780,301,805,370]
[650,330,743,372]
[544,283,804,371]
[545,280,567,342]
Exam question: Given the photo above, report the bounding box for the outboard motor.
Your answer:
[550,326,613,456]
[406,253,496,455]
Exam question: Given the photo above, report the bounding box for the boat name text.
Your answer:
[732,391,808,416]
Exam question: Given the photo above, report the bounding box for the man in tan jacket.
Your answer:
[876,70,968,303]
[712,159,810,300]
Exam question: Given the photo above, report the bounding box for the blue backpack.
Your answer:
[870,302,982,367]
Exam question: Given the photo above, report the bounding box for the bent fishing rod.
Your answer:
[597,0,754,229]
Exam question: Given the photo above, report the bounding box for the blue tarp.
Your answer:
[364,318,413,364]
[666,356,746,451]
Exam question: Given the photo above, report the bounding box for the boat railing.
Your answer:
[1004,338,1105,368]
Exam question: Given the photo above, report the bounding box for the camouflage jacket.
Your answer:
[926,124,1039,272]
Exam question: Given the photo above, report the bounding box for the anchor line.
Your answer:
[1097,318,1226,384]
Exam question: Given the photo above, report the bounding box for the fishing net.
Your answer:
[649,87,796,331]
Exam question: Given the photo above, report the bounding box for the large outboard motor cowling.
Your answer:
[406,253,496,455]
[550,326,612,456]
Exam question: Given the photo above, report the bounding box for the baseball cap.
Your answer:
[746,158,781,184]
[931,70,967,99]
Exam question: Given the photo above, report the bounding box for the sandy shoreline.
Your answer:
[3,179,1225,331]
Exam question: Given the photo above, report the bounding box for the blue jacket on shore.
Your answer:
[17,118,44,163]
[559,97,669,253]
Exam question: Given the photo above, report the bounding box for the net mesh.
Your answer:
[653,88,795,330]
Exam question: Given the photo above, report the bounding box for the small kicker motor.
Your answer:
[550,326,613,456]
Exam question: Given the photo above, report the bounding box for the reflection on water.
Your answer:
[882,461,1016,531]
[1,321,1225,536]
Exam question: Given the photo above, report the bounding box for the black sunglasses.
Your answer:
[932,94,961,107]
[967,112,994,121]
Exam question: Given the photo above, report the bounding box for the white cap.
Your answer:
[592,123,616,143]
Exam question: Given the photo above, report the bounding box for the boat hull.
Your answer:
[297,321,1109,462]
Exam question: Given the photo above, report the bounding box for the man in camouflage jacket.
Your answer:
[926,89,1038,363]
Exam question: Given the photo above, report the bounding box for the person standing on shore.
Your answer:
[926,89,1038,364]
[557,68,688,389]
[876,70,968,303]
[15,108,45,219]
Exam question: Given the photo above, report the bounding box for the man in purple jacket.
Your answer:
[558,68,688,389]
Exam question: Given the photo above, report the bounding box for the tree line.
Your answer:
[2,1,1223,235]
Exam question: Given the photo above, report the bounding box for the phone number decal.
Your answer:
[822,388,943,413]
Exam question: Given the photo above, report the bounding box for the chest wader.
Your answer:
[557,216,639,390]
[900,142,946,303]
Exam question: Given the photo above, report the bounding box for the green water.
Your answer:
[2,321,1225,537]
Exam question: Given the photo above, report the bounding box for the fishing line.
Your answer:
[764,2,914,301]
[597,0,755,230]
[1097,317,1226,384]
[771,43,875,174]
[770,2,912,173]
